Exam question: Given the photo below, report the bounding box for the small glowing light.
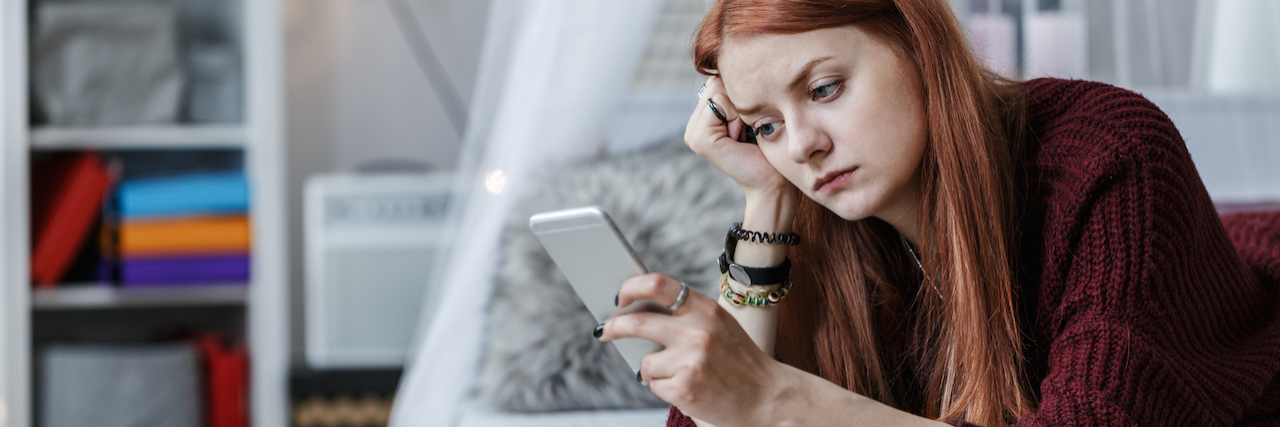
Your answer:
[484,170,508,194]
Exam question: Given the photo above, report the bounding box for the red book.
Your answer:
[31,153,111,286]
[198,335,250,427]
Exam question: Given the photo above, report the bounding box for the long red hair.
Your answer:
[693,0,1032,424]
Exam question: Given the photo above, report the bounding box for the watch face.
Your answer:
[729,264,751,286]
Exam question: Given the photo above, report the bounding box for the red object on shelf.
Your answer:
[198,335,250,427]
[31,152,111,286]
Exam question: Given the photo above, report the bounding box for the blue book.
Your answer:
[117,172,249,219]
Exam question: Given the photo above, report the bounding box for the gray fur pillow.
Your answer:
[478,139,744,411]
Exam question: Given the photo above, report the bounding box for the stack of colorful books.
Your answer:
[115,172,251,287]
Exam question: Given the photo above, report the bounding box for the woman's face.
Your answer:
[718,25,927,223]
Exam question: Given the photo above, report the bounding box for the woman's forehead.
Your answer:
[718,26,870,106]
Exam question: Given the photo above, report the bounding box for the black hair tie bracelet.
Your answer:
[730,222,800,246]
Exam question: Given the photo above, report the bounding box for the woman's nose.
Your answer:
[786,116,832,164]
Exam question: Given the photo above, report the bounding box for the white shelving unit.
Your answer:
[0,0,288,426]
[30,125,247,149]
[32,284,249,310]
[1,1,30,426]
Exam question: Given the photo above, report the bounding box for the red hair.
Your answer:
[694,0,1032,424]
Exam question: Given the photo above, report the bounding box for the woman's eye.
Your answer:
[756,122,779,137]
[810,80,842,100]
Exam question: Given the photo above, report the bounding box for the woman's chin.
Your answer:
[816,193,879,222]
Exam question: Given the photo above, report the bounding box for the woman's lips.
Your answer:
[815,168,856,194]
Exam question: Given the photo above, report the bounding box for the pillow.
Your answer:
[478,139,744,411]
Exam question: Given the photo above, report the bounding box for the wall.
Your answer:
[283,0,489,364]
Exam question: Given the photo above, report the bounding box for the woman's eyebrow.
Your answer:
[737,55,835,117]
[787,56,835,92]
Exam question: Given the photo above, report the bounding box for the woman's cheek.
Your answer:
[758,145,786,173]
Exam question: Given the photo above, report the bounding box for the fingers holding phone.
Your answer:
[614,273,692,316]
[599,271,784,427]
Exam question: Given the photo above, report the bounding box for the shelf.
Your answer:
[30,124,246,149]
[32,283,249,310]
[5,0,288,425]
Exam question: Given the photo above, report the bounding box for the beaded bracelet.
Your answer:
[730,222,801,246]
[719,273,792,307]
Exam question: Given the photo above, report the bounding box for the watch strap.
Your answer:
[718,251,791,286]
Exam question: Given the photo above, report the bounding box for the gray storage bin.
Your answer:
[40,343,200,427]
[32,1,184,126]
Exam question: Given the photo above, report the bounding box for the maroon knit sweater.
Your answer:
[667,78,1280,426]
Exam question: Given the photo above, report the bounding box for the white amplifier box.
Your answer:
[304,173,454,369]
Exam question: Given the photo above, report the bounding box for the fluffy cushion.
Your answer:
[478,139,744,411]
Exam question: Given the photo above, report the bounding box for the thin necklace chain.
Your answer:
[901,235,943,302]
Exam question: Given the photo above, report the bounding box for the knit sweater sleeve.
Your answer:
[667,405,695,427]
[947,81,1280,427]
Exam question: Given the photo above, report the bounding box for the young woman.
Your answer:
[595,0,1280,425]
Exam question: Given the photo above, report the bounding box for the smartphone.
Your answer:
[529,206,664,373]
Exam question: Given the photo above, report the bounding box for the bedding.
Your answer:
[477,138,744,411]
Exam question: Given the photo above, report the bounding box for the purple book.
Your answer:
[120,254,250,287]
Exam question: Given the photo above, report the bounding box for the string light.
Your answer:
[484,170,508,194]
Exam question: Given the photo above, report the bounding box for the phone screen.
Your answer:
[530,206,663,372]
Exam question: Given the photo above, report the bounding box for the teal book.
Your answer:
[117,172,249,219]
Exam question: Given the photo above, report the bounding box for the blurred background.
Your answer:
[1,0,1277,426]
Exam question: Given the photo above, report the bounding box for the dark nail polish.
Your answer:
[614,293,619,307]
[636,370,643,383]
[593,323,605,338]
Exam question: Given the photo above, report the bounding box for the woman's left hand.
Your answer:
[599,273,788,426]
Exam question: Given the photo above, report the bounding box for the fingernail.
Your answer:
[614,293,619,307]
[636,370,643,383]
[593,323,605,338]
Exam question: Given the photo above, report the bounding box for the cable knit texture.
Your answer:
[666,78,1280,426]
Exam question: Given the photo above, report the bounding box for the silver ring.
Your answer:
[707,99,728,124]
[668,283,690,312]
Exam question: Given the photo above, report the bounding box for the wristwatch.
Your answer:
[718,251,790,286]
[720,230,790,286]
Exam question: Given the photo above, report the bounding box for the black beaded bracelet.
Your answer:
[730,222,800,246]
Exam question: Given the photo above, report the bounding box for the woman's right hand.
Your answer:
[686,76,794,201]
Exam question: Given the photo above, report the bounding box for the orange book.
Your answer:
[119,215,251,257]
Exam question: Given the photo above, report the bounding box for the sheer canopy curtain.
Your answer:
[389,1,663,426]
